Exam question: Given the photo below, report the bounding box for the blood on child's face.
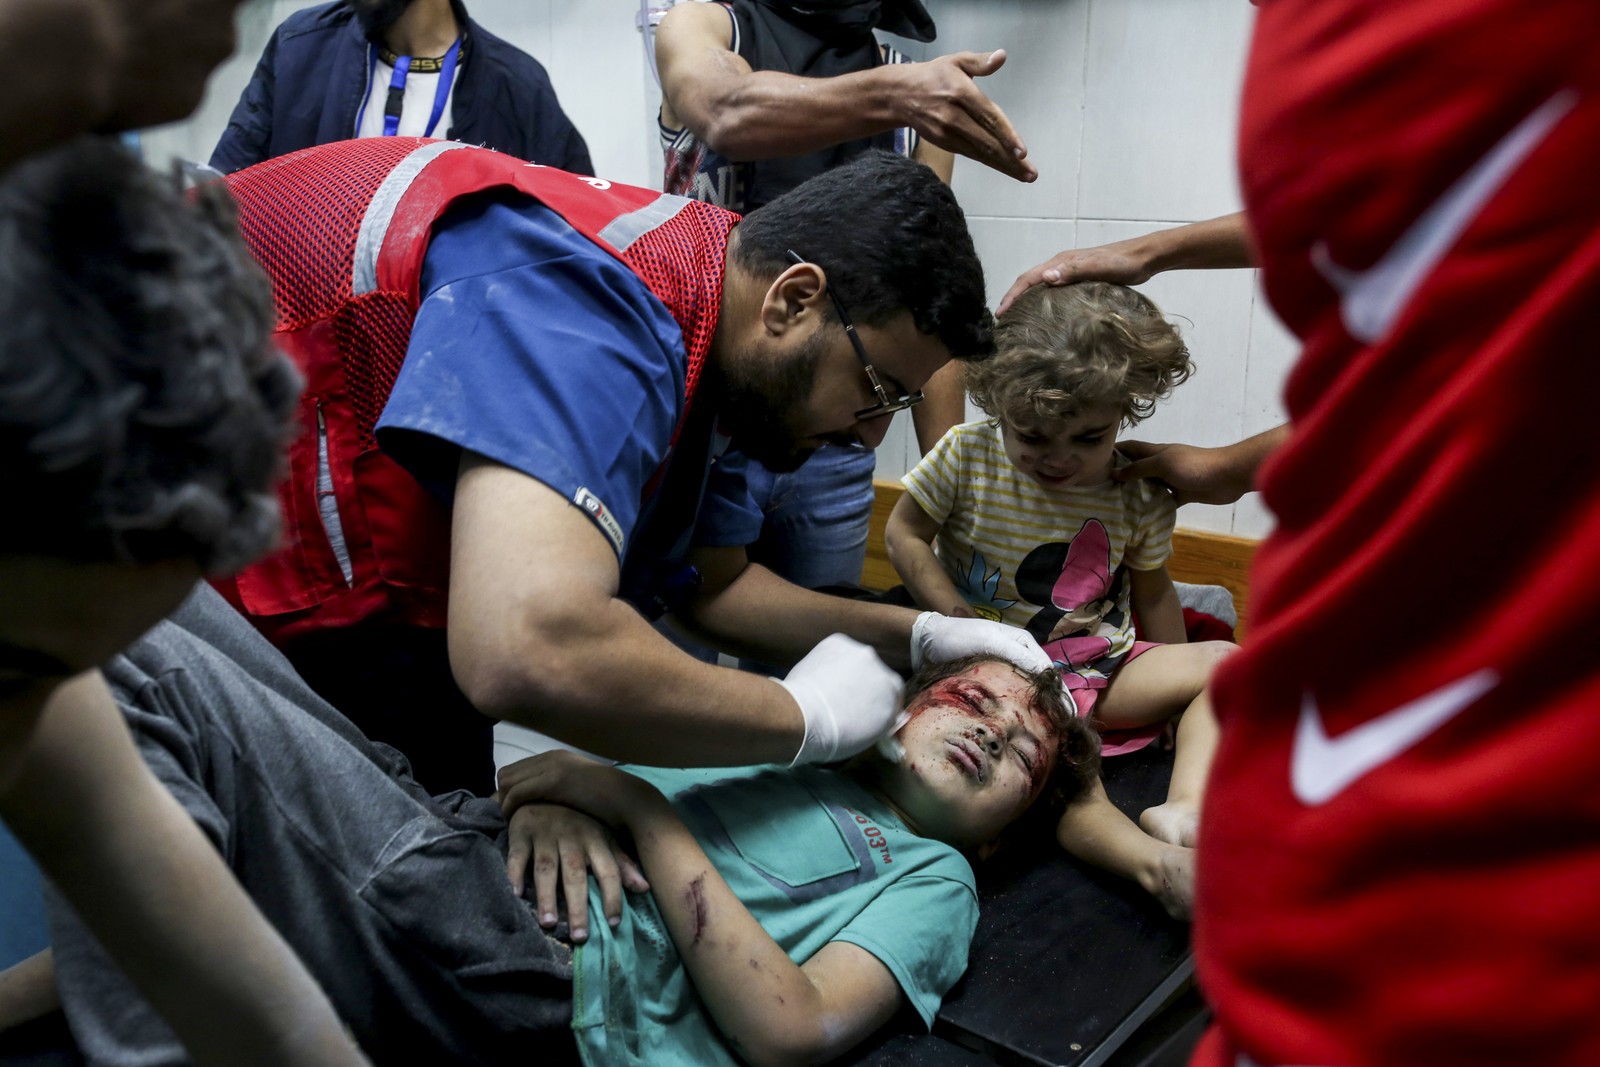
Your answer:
[880,660,1059,848]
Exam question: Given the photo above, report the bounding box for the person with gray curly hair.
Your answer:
[0,144,294,575]
[0,138,368,1066]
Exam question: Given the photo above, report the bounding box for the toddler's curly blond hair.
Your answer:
[967,282,1194,429]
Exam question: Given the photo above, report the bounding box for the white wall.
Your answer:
[148,0,1293,540]
[869,0,1295,541]
[140,0,668,185]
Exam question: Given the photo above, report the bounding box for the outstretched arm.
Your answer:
[1113,423,1289,506]
[680,543,923,669]
[655,1,1035,182]
[910,362,966,455]
[0,672,366,1066]
[998,212,1253,313]
[499,753,904,1067]
[447,454,816,766]
[451,456,1047,767]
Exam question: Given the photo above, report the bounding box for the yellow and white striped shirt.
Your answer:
[902,421,1175,652]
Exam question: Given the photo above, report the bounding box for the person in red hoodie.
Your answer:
[1190,3,1599,1065]
[1001,4,1599,1063]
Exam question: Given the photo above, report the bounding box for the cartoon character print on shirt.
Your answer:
[1013,519,1132,676]
[951,548,1017,622]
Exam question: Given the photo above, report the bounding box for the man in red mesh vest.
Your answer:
[215,137,1049,794]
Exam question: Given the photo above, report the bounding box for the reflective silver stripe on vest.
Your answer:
[314,404,354,586]
[596,192,695,254]
[352,140,472,296]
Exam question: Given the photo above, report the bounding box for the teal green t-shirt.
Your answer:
[570,764,979,1067]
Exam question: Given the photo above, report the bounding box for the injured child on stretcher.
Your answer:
[1,585,1099,1067]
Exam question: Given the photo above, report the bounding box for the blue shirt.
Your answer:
[209,2,593,177]
[693,447,763,547]
[377,193,691,562]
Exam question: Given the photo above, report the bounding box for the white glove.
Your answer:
[910,612,1052,673]
[776,633,904,765]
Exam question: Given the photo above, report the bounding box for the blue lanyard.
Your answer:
[355,36,461,139]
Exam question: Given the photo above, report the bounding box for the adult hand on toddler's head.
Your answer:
[997,237,1155,314]
[911,612,1051,674]
[503,801,649,943]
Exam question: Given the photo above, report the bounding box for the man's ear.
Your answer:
[758,261,827,337]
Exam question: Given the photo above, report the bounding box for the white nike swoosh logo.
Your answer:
[1291,670,1499,806]
[1311,90,1576,344]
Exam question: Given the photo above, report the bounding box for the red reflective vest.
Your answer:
[213,138,735,647]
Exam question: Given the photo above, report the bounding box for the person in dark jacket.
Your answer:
[210,0,592,175]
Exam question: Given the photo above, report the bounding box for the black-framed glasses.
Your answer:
[786,250,925,420]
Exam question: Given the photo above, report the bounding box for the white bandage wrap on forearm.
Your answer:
[777,633,904,765]
[910,612,1052,673]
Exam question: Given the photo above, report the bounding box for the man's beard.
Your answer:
[348,0,414,41]
[711,331,831,474]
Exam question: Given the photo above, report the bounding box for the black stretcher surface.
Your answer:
[847,742,1199,1067]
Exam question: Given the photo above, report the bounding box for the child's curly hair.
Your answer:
[967,282,1194,429]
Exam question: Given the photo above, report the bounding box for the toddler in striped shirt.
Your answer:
[886,281,1235,920]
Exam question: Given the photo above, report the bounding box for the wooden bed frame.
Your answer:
[861,480,1260,634]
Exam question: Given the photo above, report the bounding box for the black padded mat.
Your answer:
[919,742,1193,1066]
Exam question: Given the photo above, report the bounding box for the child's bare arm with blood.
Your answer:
[1054,777,1194,920]
[501,752,903,1067]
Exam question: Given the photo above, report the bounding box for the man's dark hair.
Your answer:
[731,150,994,361]
[0,138,298,574]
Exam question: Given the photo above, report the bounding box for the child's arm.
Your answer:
[1055,776,1194,922]
[886,493,973,617]
[1129,564,1186,645]
[501,752,903,1067]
